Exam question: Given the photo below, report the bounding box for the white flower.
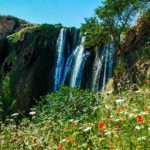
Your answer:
[148,127,150,130]
[104,131,111,135]
[69,119,74,122]
[84,127,92,132]
[29,111,36,115]
[115,99,125,104]
[141,112,149,115]
[135,126,144,130]
[128,113,135,118]
[120,111,128,115]
[11,113,19,117]
[133,109,138,112]
[60,139,66,143]
[114,119,120,122]
[135,90,141,93]
[137,137,146,141]
[105,105,111,110]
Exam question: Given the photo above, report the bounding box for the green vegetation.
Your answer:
[0,84,150,149]
[81,17,111,48]
[8,25,38,43]
[81,0,147,51]
[8,23,63,43]
[0,74,16,120]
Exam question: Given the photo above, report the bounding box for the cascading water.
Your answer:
[91,48,105,92]
[102,43,115,91]
[91,43,115,92]
[53,28,66,91]
[53,28,115,92]
[108,43,115,78]
[69,37,87,87]
[61,46,79,84]
[102,45,109,91]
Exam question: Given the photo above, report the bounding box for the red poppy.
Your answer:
[113,125,119,129]
[98,123,105,129]
[66,137,73,142]
[137,115,144,123]
[108,119,113,122]
[71,122,77,126]
[144,79,150,83]
[58,144,63,150]
[74,142,78,145]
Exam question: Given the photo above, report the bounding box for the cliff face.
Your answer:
[0,15,31,40]
[0,24,61,112]
[113,10,150,91]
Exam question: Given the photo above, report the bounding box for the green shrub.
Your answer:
[0,75,16,120]
[35,86,102,122]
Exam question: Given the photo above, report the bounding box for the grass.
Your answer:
[0,82,150,150]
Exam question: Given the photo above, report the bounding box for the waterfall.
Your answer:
[61,46,79,84]
[102,43,115,91]
[54,28,66,91]
[91,48,105,92]
[91,43,115,92]
[102,45,109,91]
[69,37,86,87]
[53,28,115,92]
[108,43,115,78]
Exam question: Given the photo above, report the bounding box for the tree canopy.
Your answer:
[81,0,148,51]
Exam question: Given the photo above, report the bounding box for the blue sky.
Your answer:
[0,0,101,27]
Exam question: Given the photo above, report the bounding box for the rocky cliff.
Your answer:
[113,10,150,91]
[0,15,31,40]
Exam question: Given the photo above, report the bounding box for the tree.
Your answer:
[81,17,111,48]
[81,0,147,52]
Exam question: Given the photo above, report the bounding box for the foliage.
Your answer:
[81,17,111,48]
[39,23,63,30]
[8,23,62,43]
[81,0,147,50]
[0,85,150,149]
[0,75,16,120]
[36,86,101,122]
[8,25,38,43]
[140,8,150,21]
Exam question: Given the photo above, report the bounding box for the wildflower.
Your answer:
[135,90,141,93]
[108,119,113,122]
[104,131,111,135]
[29,111,36,115]
[98,123,105,129]
[141,111,149,115]
[133,109,138,112]
[58,144,63,150]
[115,99,125,104]
[105,105,111,110]
[60,139,66,143]
[11,113,19,117]
[84,126,92,132]
[137,115,144,123]
[74,142,78,145]
[116,108,121,112]
[144,79,150,83]
[135,126,144,130]
[129,113,135,118]
[66,137,73,142]
[137,136,146,141]
[113,125,119,129]
[71,122,77,126]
